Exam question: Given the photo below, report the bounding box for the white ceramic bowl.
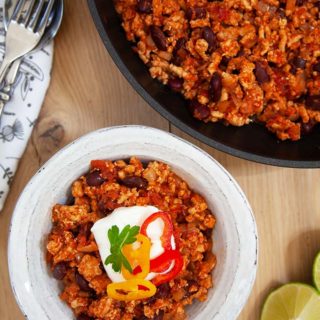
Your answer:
[8,126,258,320]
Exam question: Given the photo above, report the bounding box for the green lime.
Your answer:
[261,283,320,320]
[313,252,320,292]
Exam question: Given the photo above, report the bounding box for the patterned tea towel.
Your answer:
[0,1,54,212]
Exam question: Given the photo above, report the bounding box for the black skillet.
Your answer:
[87,0,320,168]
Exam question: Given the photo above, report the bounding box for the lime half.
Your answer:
[313,252,320,292]
[261,283,320,320]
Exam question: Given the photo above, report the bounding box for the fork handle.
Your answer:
[6,59,21,85]
[0,99,6,125]
[0,59,22,123]
[0,85,12,124]
[0,57,13,86]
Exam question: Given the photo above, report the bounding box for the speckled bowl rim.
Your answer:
[8,125,258,320]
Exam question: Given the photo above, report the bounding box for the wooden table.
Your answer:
[1,1,320,319]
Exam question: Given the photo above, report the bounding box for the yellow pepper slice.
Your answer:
[121,234,151,279]
[107,279,157,301]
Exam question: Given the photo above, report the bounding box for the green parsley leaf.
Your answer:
[121,252,133,273]
[104,224,140,273]
[108,225,119,244]
[104,255,115,266]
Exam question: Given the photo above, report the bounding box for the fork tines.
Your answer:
[11,0,55,33]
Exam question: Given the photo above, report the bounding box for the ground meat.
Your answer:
[46,157,216,319]
[114,0,320,140]
[78,255,103,282]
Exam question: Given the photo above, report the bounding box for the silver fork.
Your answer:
[0,0,55,85]
[0,64,17,107]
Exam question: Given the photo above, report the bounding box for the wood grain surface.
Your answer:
[1,1,320,319]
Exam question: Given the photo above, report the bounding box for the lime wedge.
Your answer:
[313,252,320,292]
[261,283,320,320]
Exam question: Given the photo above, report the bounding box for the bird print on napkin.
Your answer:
[0,1,53,211]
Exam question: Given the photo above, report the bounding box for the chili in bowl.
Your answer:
[8,126,257,320]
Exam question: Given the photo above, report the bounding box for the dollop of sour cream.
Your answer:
[91,206,175,282]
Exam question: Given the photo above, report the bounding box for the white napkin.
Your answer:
[0,2,54,211]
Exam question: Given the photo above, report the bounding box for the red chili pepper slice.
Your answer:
[140,212,173,251]
[107,279,156,300]
[150,250,179,273]
[152,252,184,286]
[141,211,179,274]
[132,265,142,275]
[137,285,150,291]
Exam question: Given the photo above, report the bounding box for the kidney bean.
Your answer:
[294,94,306,103]
[89,290,98,300]
[98,200,107,214]
[137,0,152,13]
[195,7,207,18]
[52,262,68,280]
[141,160,150,168]
[279,1,286,8]
[315,1,320,9]
[202,26,217,52]
[168,78,183,91]
[187,279,199,292]
[188,279,198,287]
[254,62,270,84]
[313,62,320,72]
[86,171,105,186]
[292,57,306,69]
[278,8,286,18]
[184,280,199,297]
[176,210,187,223]
[189,100,210,120]
[121,176,148,189]
[301,120,317,135]
[306,95,320,110]
[296,0,303,6]
[172,38,188,65]
[71,226,80,238]
[203,228,213,239]
[219,56,230,71]
[156,283,171,298]
[185,7,193,20]
[75,272,92,292]
[174,38,186,52]
[172,48,188,65]
[150,26,167,51]
[290,65,297,75]
[186,7,206,20]
[147,283,171,305]
[77,314,94,320]
[209,72,222,102]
